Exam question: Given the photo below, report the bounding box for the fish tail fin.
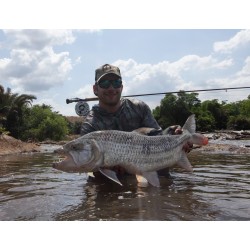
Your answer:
[182,114,196,134]
[183,114,209,146]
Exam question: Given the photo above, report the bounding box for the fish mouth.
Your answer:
[53,148,80,172]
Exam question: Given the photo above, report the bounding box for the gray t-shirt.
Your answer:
[81,98,162,135]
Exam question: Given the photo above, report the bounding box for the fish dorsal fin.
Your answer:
[182,114,196,134]
[136,175,148,187]
[99,169,123,186]
[177,152,193,172]
[142,171,160,187]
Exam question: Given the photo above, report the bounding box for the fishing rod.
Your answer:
[66,86,250,116]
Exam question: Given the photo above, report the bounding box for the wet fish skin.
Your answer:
[53,115,208,187]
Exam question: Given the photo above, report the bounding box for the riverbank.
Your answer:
[0,134,40,156]
[1,133,250,156]
[194,141,250,154]
[0,134,80,156]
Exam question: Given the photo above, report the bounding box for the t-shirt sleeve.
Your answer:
[80,111,97,135]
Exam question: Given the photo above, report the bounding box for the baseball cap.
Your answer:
[95,64,122,83]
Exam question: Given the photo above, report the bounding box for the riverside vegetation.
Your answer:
[1,85,250,155]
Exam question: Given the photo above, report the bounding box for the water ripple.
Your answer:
[0,149,249,220]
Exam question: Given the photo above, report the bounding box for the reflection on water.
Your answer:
[0,147,250,221]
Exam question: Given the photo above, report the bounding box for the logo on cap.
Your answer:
[95,63,121,83]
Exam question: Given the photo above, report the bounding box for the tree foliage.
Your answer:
[153,91,200,128]
[0,85,36,137]
[20,104,69,141]
[153,91,250,131]
[1,85,250,141]
[0,85,69,141]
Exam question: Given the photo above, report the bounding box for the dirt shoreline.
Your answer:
[0,133,250,156]
[194,142,250,154]
[0,134,40,156]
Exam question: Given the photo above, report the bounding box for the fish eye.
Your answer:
[70,144,82,150]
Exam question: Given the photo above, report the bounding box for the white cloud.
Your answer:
[76,84,95,99]
[3,29,75,50]
[237,56,250,76]
[213,29,250,53]
[111,52,249,111]
[0,29,75,93]
[171,55,233,72]
[114,54,234,94]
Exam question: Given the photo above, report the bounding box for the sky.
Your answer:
[1,29,250,116]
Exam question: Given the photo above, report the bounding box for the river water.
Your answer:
[0,142,249,221]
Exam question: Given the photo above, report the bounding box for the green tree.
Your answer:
[238,99,250,118]
[0,84,36,137]
[152,91,200,129]
[195,110,215,131]
[201,99,227,129]
[227,115,250,130]
[21,104,69,141]
[67,121,82,134]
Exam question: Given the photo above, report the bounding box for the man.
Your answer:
[81,63,191,180]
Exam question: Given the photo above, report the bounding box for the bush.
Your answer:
[20,105,69,141]
[227,116,250,130]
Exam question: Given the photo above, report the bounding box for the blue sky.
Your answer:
[1,29,250,116]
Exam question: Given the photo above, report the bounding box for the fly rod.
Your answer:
[66,86,250,104]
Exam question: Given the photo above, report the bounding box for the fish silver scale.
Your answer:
[80,130,191,173]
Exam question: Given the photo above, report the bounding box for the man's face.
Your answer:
[94,74,123,106]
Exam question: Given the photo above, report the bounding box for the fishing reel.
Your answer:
[74,101,90,116]
[66,98,90,116]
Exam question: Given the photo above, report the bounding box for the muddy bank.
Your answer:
[0,134,81,156]
[0,134,40,156]
[194,142,250,154]
[204,130,250,140]
[200,130,250,154]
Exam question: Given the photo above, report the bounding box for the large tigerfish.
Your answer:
[53,115,208,187]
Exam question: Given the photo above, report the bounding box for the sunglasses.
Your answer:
[98,79,122,89]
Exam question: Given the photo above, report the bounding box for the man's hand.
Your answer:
[170,125,193,153]
[182,141,193,153]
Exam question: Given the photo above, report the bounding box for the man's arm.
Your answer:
[81,121,96,135]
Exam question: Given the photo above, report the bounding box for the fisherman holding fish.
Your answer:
[80,64,193,180]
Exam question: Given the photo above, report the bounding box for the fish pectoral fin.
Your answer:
[99,169,123,186]
[177,153,193,172]
[142,171,160,187]
[136,174,148,187]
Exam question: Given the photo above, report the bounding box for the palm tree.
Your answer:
[0,85,12,128]
[0,84,37,137]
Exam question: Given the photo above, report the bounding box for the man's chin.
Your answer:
[105,97,120,104]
